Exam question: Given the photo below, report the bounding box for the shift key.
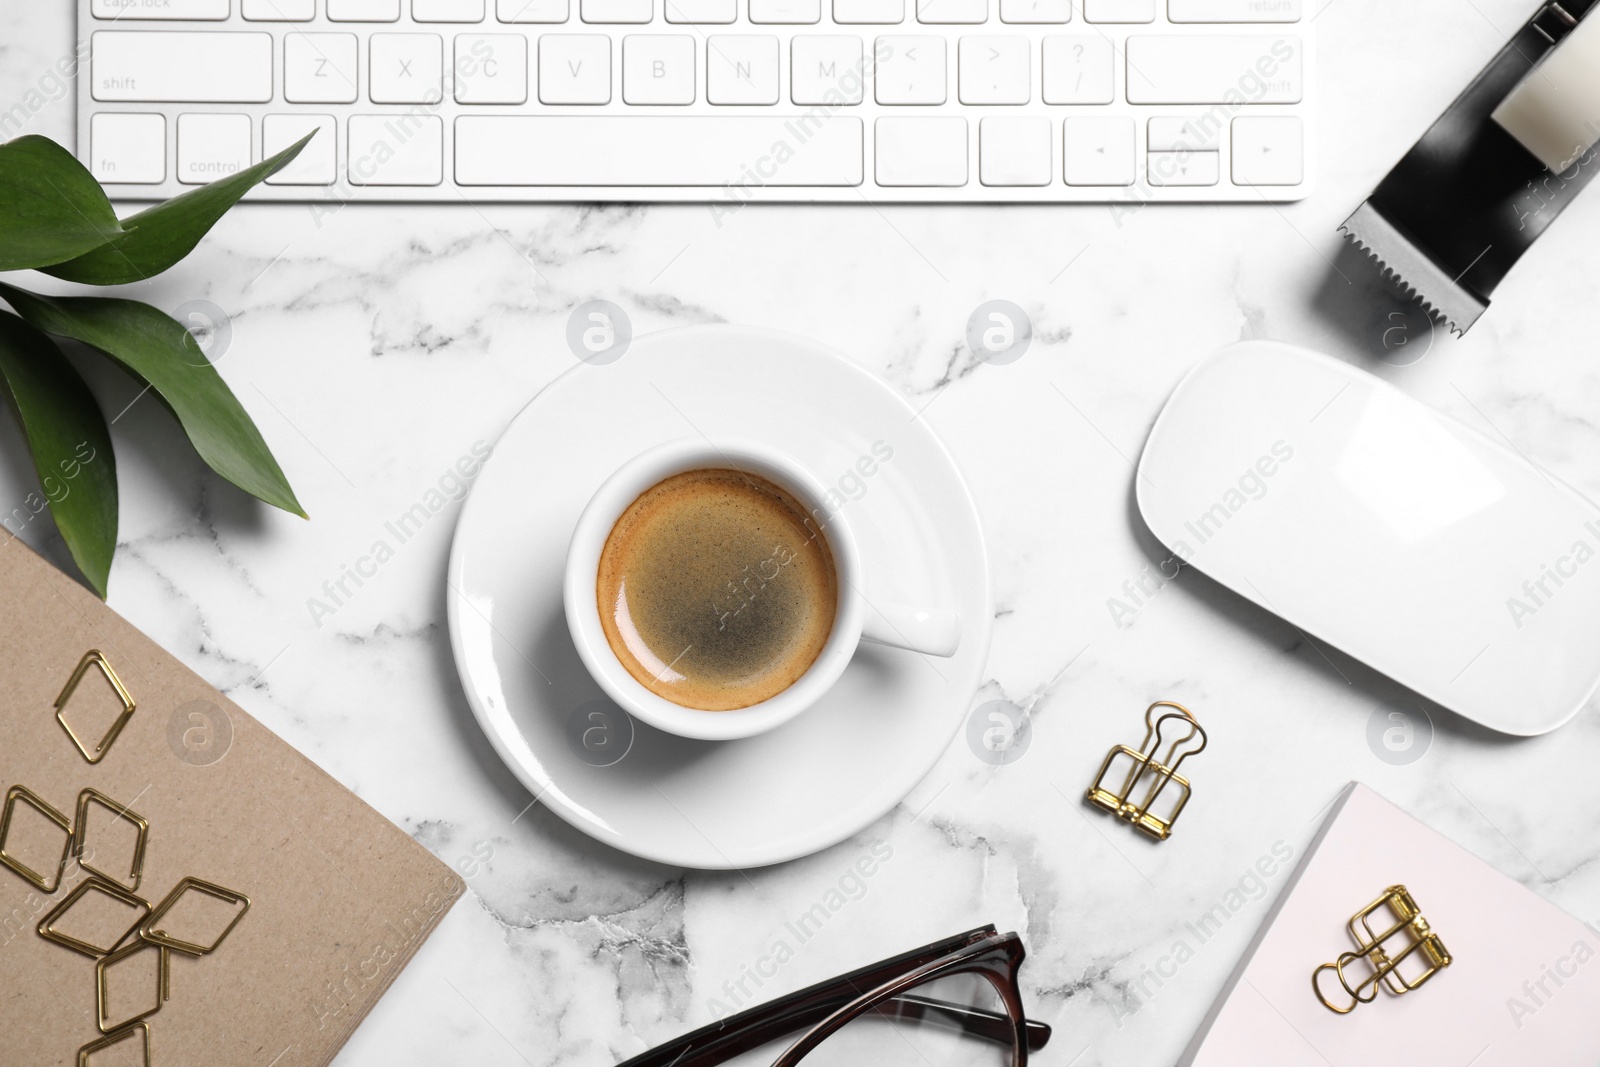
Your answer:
[1167,0,1299,21]
[1125,35,1301,104]
[92,32,274,102]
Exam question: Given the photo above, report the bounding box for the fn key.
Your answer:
[90,113,165,184]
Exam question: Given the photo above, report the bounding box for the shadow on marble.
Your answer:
[1308,240,1449,372]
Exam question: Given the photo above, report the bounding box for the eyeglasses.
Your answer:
[617,926,1052,1066]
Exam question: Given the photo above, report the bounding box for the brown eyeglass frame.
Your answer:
[617,925,1051,1067]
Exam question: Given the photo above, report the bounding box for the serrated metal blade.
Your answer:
[1338,201,1488,337]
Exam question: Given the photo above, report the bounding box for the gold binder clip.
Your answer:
[56,650,138,764]
[1313,884,1452,1014]
[1085,701,1207,840]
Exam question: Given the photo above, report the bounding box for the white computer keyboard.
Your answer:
[76,0,1314,203]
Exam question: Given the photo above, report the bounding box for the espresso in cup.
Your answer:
[596,468,838,711]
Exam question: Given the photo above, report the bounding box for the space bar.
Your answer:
[455,116,864,187]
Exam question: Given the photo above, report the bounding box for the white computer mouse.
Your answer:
[1137,341,1600,736]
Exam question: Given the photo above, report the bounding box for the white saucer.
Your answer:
[446,325,990,868]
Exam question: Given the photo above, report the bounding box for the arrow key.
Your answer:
[1231,115,1302,185]
[1064,115,1134,185]
[1148,149,1219,186]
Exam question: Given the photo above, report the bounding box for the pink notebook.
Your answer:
[1180,783,1600,1066]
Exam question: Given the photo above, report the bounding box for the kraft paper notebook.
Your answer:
[1180,782,1600,1067]
[0,536,464,1066]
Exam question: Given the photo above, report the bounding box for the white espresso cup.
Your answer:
[564,438,961,741]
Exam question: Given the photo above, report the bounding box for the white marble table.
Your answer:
[6,3,1600,1063]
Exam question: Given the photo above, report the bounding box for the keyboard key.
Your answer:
[349,114,443,183]
[917,0,986,23]
[414,0,486,19]
[707,36,779,104]
[751,0,820,22]
[583,0,652,21]
[791,36,863,104]
[1168,0,1299,21]
[539,35,611,103]
[665,0,736,21]
[92,31,273,102]
[958,36,1028,104]
[1148,114,1223,151]
[1041,35,1112,104]
[89,113,164,183]
[1147,149,1217,185]
[623,35,695,103]
[285,33,360,103]
[497,0,569,19]
[93,0,228,18]
[243,0,315,17]
[1085,0,1153,21]
[1063,115,1133,185]
[456,34,528,102]
[328,0,401,19]
[263,114,337,184]
[455,116,863,184]
[1000,0,1069,23]
[177,113,250,184]
[1231,115,1302,184]
[875,116,966,186]
[979,116,1050,186]
[875,36,945,104]
[834,0,903,25]
[1125,35,1302,103]
[370,34,443,103]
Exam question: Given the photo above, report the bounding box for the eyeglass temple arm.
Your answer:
[873,994,1052,1050]
[616,993,1044,1066]
[618,928,997,1067]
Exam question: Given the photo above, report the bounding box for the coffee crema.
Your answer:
[596,468,838,711]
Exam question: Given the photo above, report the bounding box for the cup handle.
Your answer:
[860,604,962,658]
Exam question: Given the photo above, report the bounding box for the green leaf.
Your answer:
[42,132,315,286]
[0,284,304,519]
[0,135,124,273]
[0,310,118,597]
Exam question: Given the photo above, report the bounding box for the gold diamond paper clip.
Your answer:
[56,650,138,764]
[1085,701,1208,841]
[140,876,251,955]
[73,788,150,893]
[0,784,74,892]
[1314,884,1453,1014]
[97,936,170,1034]
[78,1020,150,1067]
[38,877,151,958]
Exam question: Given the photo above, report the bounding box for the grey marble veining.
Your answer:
[5,3,1600,1064]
